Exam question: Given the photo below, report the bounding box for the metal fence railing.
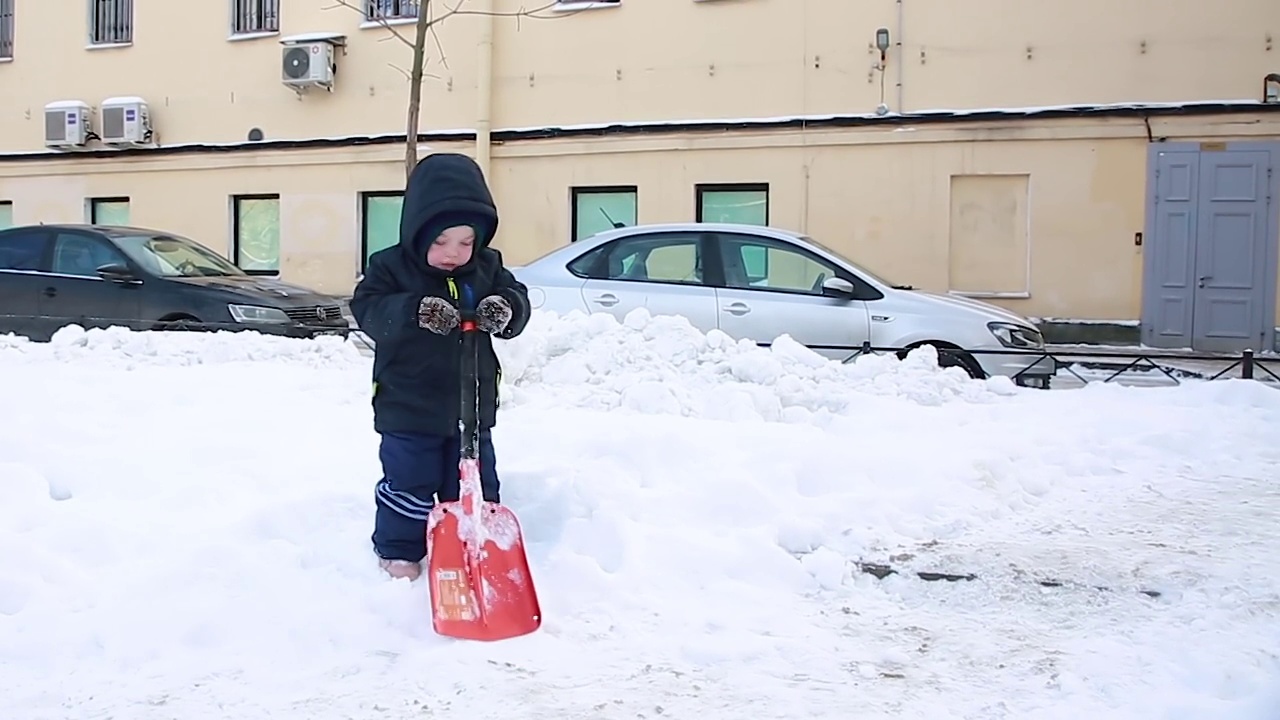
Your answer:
[760,340,1280,388]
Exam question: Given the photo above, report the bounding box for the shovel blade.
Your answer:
[426,501,541,642]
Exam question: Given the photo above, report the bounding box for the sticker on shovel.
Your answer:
[427,459,540,641]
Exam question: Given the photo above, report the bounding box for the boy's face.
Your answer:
[426,225,475,271]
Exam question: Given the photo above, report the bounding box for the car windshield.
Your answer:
[798,234,912,290]
[113,234,246,278]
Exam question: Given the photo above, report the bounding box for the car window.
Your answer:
[568,232,706,286]
[51,233,126,278]
[718,233,843,296]
[114,234,245,278]
[0,230,49,272]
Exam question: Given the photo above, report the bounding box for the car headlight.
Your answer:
[988,321,1044,349]
[228,304,290,324]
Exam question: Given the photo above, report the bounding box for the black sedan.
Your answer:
[0,223,351,342]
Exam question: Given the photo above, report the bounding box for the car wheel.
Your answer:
[899,343,986,380]
[154,315,203,333]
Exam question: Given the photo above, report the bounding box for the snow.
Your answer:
[2,310,1279,719]
[101,96,149,108]
[43,100,91,111]
[1033,317,1142,326]
[279,31,348,45]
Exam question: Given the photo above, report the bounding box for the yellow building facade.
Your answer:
[0,0,1277,348]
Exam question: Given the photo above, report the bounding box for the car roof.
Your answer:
[0,223,174,239]
[559,222,806,251]
[588,222,804,239]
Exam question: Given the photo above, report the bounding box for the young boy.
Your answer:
[349,152,531,581]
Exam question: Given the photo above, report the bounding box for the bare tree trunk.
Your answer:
[405,1,432,180]
[327,0,576,181]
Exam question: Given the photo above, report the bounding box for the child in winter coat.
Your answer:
[349,152,531,581]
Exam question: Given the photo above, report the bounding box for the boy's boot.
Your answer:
[379,558,422,581]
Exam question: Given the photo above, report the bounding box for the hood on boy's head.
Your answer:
[398,152,499,261]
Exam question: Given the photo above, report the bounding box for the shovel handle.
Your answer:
[457,281,481,465]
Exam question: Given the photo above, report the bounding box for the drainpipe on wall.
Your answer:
[896,0,905,113]
[476,0,495,177]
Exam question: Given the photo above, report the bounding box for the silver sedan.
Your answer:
[510,223,1055,386]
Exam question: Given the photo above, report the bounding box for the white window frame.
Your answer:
[553,0,621,11]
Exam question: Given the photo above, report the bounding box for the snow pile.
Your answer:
[496,308,1018,422]
[2,314,1280,718]
[0,324,366,368]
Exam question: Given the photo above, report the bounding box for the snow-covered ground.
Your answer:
[2,309,1278,720]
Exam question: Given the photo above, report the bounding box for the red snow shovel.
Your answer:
[426,296,541,642]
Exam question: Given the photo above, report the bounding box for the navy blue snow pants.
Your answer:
[372,430,501,563]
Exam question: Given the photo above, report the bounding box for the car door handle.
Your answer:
[591,293,619,307]
[722,302,750,316]
[42,287,57,298]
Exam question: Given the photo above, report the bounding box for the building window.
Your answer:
[696,183,769,278]
[232,194,281,275]
[88,197,130,225]
[89,0,133,45]
[366,0,418,21]
[231,0,279,35]
[571,186,637,242]
[0,0,14,60]
[361,191,404,270]
[695,183,769,226]
[0,201,12,229]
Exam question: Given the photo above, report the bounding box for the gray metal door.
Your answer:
[1142,146,1275,352]
[1191,150,1271,352]
[1142,150,1199,348]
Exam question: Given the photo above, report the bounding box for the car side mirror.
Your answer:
[821,276,856,298]
[97,263,139,283]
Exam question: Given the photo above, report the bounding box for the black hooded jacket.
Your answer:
[349,153,531,437]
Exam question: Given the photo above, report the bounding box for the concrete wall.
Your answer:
[0,0,1274,151]
[2,110,1276,325]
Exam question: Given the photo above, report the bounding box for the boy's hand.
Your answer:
[418,296,459,334]
[476,295,513,334]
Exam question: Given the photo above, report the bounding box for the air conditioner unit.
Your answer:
[44,101,92,149]
[281,40,336,91]
[99,97,153,146]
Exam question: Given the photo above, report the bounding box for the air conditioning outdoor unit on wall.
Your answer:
[100,97,153,146]
[44,101,92,149]
[281,39,337,92]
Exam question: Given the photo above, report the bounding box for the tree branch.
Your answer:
[429,0,588,22]
[325,0,593,179]
[322,0,416,49]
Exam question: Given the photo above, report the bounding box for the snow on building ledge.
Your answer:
[1,99,1277,163]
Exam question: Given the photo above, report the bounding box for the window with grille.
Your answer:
[231,0,279,35]
[0,0,13,60]
[365,0,419,21]
[89,0,133,45]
